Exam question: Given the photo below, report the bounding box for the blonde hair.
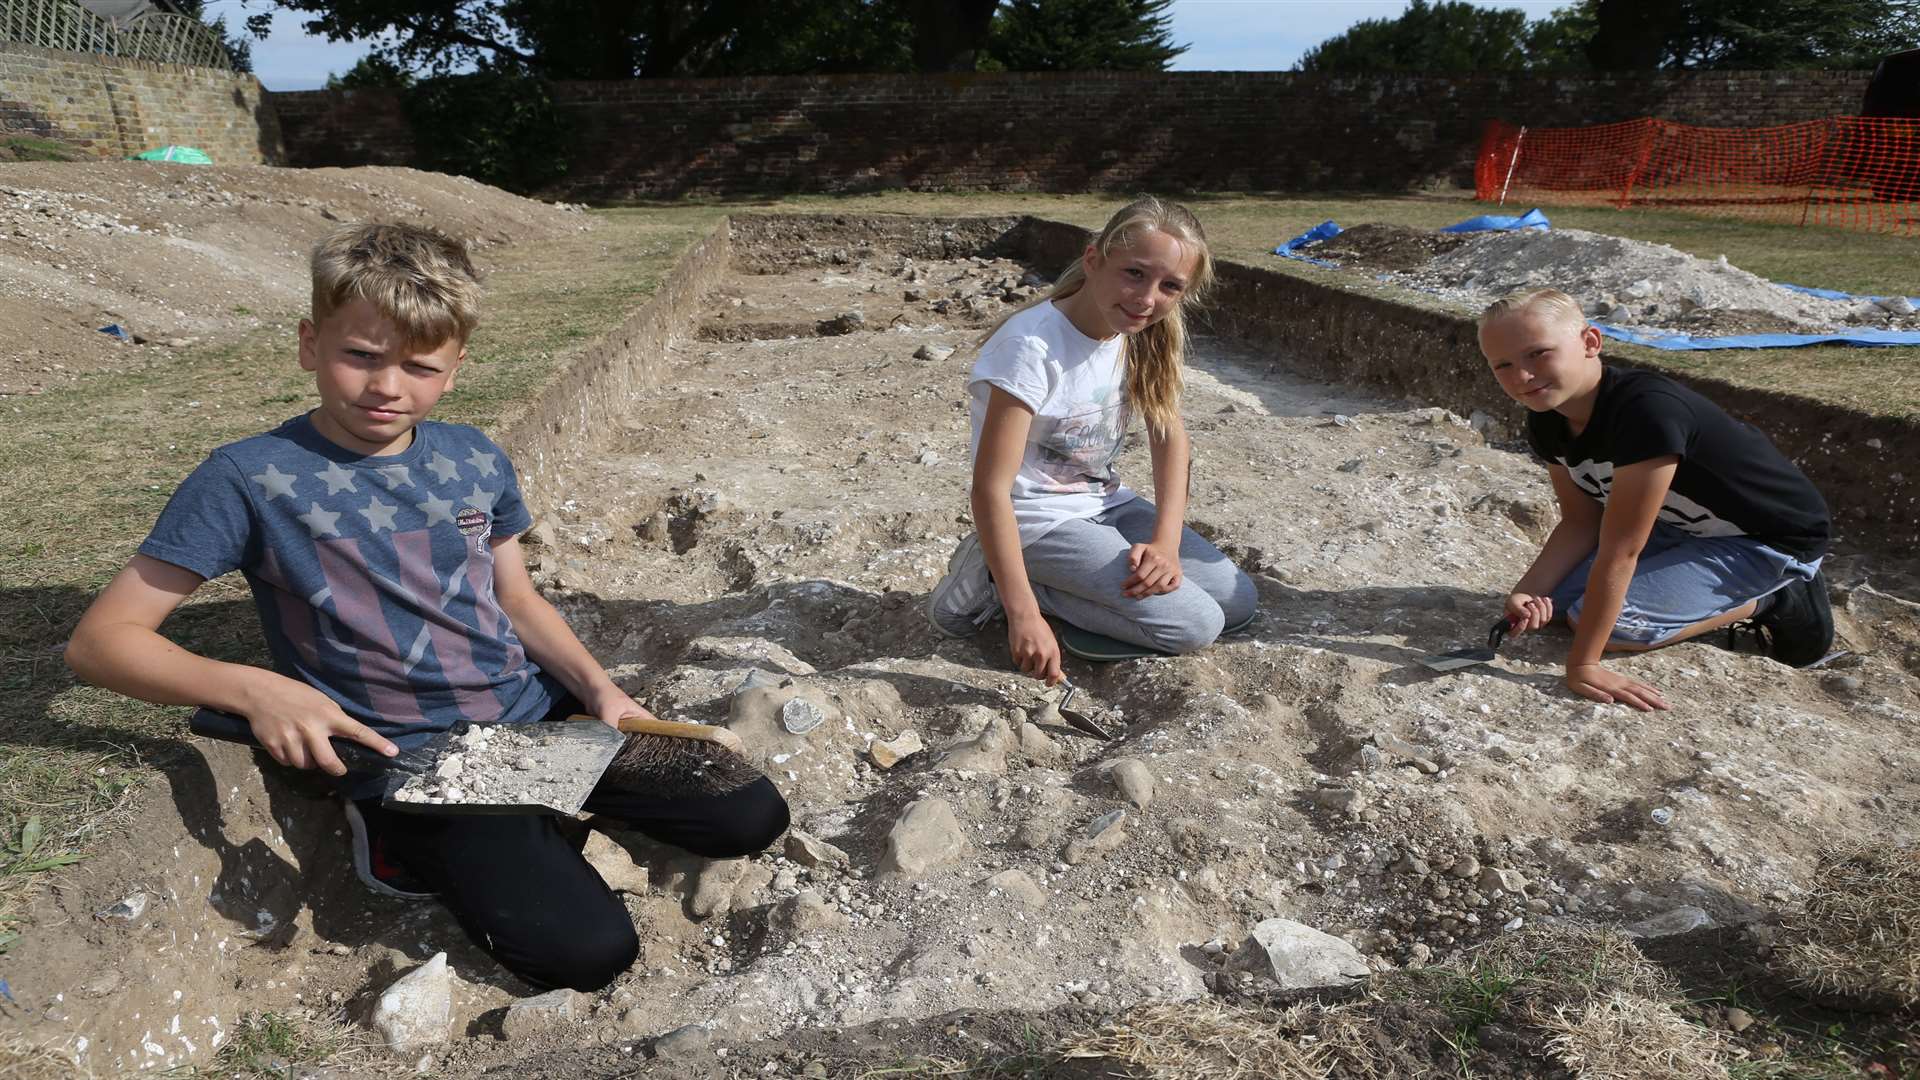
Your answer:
[1479,288,1586,330]
[981,196,1214,438]
[310,223,482,348]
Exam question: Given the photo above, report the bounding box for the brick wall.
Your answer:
[0,41,281,164]
[269,69,1872,200]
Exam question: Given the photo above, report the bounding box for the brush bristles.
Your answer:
[602,732,765,799]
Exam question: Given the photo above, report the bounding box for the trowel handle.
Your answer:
[595,714,735,744]
[188,706,404,772]
[1488,617,1515,651]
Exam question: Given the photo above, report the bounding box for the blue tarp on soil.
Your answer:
[1273,210,1920,350]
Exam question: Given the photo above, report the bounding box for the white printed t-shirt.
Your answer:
[968,300,1137,547]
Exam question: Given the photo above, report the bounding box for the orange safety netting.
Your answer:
[1475,117,1920,236]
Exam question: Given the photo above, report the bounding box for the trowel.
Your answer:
[1048,679,1116,740]
[1418,618,1515,673]
[188,706,734,815]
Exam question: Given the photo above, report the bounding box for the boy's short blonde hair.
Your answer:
[311,223,482,348]
[1479,288,1586,330]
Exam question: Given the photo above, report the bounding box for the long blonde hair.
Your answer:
[981,196,1214,438]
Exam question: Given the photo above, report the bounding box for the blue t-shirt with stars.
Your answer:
[141,414,560,774]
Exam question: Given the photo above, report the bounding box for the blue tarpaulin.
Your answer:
[1272,212,1920,350]
[1272,220,1344,267]
[1440,208,1551,233]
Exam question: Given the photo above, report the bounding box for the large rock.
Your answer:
[683,635,816,675]
[878,798,968,877]
[369,952,452,1052]
[980,869,1048,909]
[1624,906,1716,939]
[690,858,750,920]
[1106,758,1155,809]
[773,890,848,936]
[785,829,852,870]
[1225,919,1369,990]
[501,988,576,1040]
[582,831,650,895]
[1018,722,1065,765]
[870,730,925,769]
[936,713,1011,774]
[1064,810,1127,865]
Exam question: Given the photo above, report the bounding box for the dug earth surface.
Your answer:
[7,213,1919,1077]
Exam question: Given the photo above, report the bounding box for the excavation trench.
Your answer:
[10,214,1920,1077]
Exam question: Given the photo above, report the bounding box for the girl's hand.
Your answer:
[1008,611,1065,686]
[1123,541,1182,598]
[1566,663,1668,712]
[244,675,397,776]
[1505,592,1553,637]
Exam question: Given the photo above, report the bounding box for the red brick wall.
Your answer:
[0,42,281,164]
[269,70,1871,200]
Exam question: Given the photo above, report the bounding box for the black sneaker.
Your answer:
[1751,569,1835,668]
[343,799,436,900]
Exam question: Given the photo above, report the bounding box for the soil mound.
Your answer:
[0,163,589,396]
[1303,224,1920,338]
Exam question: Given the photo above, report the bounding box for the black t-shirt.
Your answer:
[1526,366,1830,562]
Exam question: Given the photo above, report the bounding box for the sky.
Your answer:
[211,0,1575,92]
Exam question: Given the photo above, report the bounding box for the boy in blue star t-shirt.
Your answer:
[66,223,787,992]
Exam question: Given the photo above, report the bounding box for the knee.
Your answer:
[1218,569,1259,629]
[701,779,791,858]
[522,912,639,992]
[1146,601,1226,655]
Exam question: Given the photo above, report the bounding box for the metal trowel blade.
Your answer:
[1417,618,1512,673]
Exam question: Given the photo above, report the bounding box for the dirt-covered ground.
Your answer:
[6,209,1920,1078]
[0,163,588,397]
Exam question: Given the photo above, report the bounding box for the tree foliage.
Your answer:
[985,0,1185,72]
[256,0,1185,78]
[1298,0,1917,73]
[176,0,253,72]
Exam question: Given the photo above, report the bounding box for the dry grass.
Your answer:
[1777,841,1920,1010]
[1540,993,1730,1080]
[1057,1001,1329,1079]
[0,1036,82,1080]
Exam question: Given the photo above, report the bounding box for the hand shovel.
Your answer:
[1051,679,1115,740]
[189,707,734,816]
[1418,618,1514,673]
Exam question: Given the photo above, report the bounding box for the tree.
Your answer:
[985,0,1186,72]
[1586,0,1920,68]
[176,0,254,71]
[1297,0,1534,72]
[256,0,1196,77]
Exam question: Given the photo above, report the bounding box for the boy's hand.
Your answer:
[1008,611,1065,686]
[1505,593,1554,637]
[1566,663,1669,712]
[245,678,398,776]
[1123,541,1182,598]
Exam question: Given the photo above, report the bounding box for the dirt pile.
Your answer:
[0,162,590,396]
[1303,224,1920,337]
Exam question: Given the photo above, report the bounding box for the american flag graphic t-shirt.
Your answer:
[141,414,560,788]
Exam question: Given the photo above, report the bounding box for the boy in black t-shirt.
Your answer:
[1478,289,1833,711]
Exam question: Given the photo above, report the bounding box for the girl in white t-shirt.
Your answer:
[928,197,1257,683]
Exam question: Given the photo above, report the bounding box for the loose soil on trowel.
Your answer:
[8,212,1920,1079]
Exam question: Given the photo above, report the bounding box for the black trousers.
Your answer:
[359,699,789,991]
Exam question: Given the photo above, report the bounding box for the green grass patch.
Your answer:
[176,1010,366,1078]
[1,136,84,162]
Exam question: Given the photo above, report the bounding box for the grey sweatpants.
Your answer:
[1023,498,1258,654]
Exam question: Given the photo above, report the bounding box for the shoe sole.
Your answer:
[927,534,999,638]
[342,799,437,901]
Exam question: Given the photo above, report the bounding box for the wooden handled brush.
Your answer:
[591,714,766,800]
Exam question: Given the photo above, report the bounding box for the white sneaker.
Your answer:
[927,532,1002,637]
